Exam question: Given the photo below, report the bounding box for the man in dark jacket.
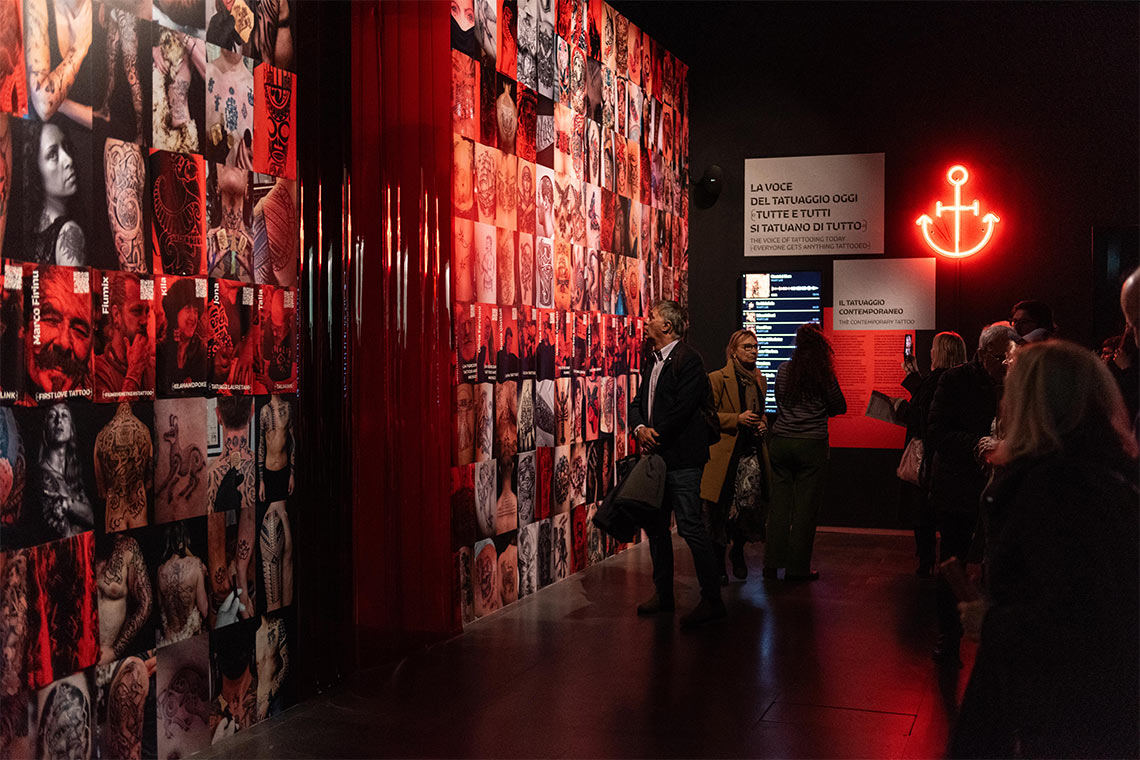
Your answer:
[926,322,1018,663]
[629,300,722,626]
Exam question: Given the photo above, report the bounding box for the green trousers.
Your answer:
[764,435,830,574]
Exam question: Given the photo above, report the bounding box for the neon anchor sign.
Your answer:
[916,165,1000,258]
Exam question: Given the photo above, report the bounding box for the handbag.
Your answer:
[730,450,766,541]
[593,454,667,542]
[896,437,924,486]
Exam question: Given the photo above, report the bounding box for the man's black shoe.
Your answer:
[636,593,675,615]
[679,598,727,627]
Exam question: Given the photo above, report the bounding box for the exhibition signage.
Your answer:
[822,308,912,450]
[916,165,1000,258]
[832,258,936,331]
[744,153,885,257]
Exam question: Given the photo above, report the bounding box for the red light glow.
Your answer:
[916,164,999,258]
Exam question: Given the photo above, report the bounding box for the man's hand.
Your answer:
[738,410,761,429]
[216,588,246,627]
[126,333,149,379]
[635,425,659,451]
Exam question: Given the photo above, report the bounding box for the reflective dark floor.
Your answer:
[200,530,974,758]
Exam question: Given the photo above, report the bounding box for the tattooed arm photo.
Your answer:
[103,655,148,760]
[104,140,147,272]
[154,0,205,29]
[259,501,291,610]
[24,0,93,126]
[35,674,92,760]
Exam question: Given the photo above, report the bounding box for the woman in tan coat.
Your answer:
[700,329,770,581]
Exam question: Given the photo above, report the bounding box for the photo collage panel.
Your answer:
[450,0,689,624]
[0,0,299,756]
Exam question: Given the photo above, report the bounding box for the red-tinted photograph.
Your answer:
[206,164,255,282]
[93,270,156,403]
[497,229,519,305]
[255,284,296,394]
[456,303,478,383]
[0,0,27,117]
[535,235,553,309]
[533,444,551,520]
[494,381,517,463]
[251,172,298,287]
[584,182,600,251]
[515,84,537,163]
[478,57,498,148]
[151,150,207,277]
[453,134,475,222]
[570,504,587,573]
[556,310,572,377]
[626,19,640,85]
[473,221,497,304]
[452,50,479,141]
[494,74,517,155]
[496,153,517,230]
[1,262,25,401]
[453,217,475,304]
[475,303,498,385]
[516,159,535,235]
[155,274,208,397]
[23,263,93,404]
[496,0,517,79]
[535,165,554,238]
[453,384,475,467]
[552,239,571,310]
[586,0,602,61]
[474,142,499,227]
[208,279,255,395]
[450,464,476,548]
[497,307,520,383]
[28,532,99,689]
[253,63,296,179]
[518,232,534,306]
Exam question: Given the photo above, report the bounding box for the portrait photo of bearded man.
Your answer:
[24,264,93,403]
[93,270,155,403]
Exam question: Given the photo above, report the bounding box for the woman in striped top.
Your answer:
[763,322,846,581]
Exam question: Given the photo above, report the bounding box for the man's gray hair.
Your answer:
[651,299,687,338]
[978,322,1019,352]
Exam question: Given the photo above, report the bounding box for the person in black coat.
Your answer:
[925,323,1018,663]
[950,340,1139,759]
[629,299,722,626]
[899,331,967,576]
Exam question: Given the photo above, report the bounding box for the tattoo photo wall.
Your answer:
[450,0,687,623]
[0,1,301,755]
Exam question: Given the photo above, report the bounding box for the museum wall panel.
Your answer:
[447,0,690,624]
[0,0,302,754]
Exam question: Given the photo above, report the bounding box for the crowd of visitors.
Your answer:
[624,266,1138,756]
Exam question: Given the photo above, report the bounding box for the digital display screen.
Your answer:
[740,272,823,412]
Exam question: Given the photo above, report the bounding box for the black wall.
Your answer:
[617,1,1139,527]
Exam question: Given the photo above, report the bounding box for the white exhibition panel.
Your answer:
[832,257,937,331]
[744,153,885,257]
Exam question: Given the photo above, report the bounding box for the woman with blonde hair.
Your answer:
[900,331,967,576]
[950,341,1138,758]
[700,329,769,582]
